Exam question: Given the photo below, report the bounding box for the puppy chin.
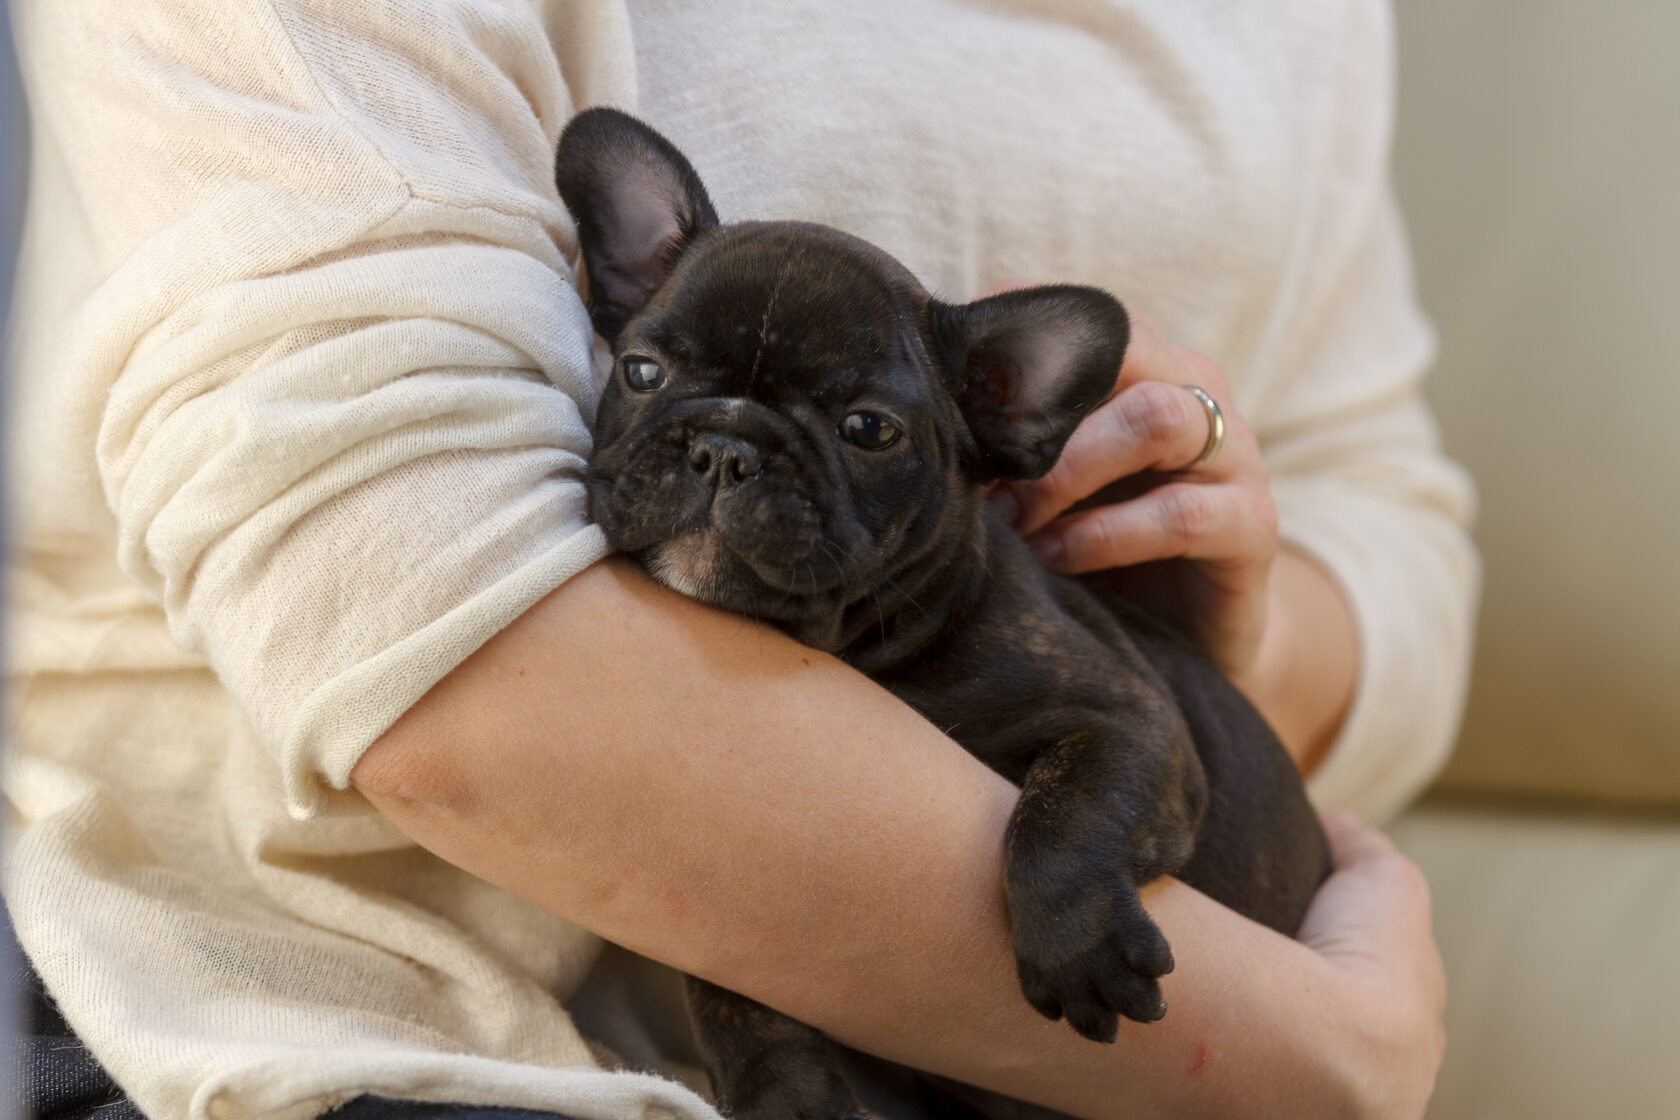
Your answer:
[647,531,727,603]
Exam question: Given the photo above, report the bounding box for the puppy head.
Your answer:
[558,109,1128,650]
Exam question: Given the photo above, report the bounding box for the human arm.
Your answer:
[353,557,1443,1120]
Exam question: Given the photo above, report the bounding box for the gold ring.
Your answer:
[1184,385,1225,468]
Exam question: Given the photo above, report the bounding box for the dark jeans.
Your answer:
[2,900,575,1120]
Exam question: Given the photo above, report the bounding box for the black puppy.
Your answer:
[558,108,1329,1120]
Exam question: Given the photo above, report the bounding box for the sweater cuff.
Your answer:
[285,524,610,819]
[1277,481,1480,824]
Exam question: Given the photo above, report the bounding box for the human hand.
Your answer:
[987,302,1276,679]
[1298,812,1447,1120]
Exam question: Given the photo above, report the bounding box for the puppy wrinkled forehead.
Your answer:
[638,221,931,392]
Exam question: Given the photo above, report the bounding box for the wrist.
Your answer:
[1232,547,1357,775]
[1323,971,1447,1120]
[1231,573,1294,719]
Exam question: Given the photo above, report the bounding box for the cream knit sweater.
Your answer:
[3,2,1476,1118]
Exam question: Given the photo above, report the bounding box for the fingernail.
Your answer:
[987,488,1021,527]
[1029,533,1063,568]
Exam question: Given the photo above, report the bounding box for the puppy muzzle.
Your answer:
[590,397,861,612]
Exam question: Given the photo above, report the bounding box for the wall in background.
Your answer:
[1394,1,1680,806]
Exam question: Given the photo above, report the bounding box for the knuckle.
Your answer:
[1077,513,1119,566]
[1385,853,1435,914]
[1072,410,1125,476]
[1394,852,1431,895]
[1119,381,1192,450]
[1091,399,1134,449]
[1156,485,1211,542]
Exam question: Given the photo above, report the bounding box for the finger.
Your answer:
[1299,822,1434,960]
[1318,817,1435,944]
[1320,814,1423,908]
[1113,311,1176,393]
[1117,313,1232,401]
[1009,381,1223,535]
[1320,811,1400,873]
[1029,481,1260,575]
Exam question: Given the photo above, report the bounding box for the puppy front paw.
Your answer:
[1007,876,1175,1043]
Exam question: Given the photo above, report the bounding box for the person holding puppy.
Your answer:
[5,2,1468,1119]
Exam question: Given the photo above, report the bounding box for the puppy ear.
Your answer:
[929,286,1130,481]
[556,107,719,341]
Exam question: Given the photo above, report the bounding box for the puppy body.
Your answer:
[561,109,1329,1120]
[878,510,1322,931]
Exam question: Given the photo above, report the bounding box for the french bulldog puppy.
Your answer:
[558,108,1330,1120]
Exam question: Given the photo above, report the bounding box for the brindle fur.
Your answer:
[558,108,1330,1120]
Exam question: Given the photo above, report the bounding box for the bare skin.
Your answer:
[354,559,1442,1120]
[1244,547,1360,776]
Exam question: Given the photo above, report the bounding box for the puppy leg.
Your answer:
[685,975,868,1120]
[1003,720,1205,1042]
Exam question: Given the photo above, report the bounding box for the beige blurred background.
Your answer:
[1388,2,1680,1117]
[1399,1,1680,809]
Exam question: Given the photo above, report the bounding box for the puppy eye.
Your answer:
[623,357,667,392]
[839,411,901,450]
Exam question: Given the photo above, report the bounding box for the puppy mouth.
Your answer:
[643,519,852,612]
[645,532,727,602]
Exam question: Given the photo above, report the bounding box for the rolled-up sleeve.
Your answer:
[22,0,611,815]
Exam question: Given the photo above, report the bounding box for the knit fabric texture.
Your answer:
[4,1,1476,1118]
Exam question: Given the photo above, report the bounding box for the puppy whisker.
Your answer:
[880,570,925,617]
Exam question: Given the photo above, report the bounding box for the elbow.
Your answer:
[352,702,479,818]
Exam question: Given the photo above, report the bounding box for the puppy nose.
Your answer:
[687,433,763,487]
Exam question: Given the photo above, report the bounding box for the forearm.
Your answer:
[1235,547,1358,776]
[356,558,1390,1118]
